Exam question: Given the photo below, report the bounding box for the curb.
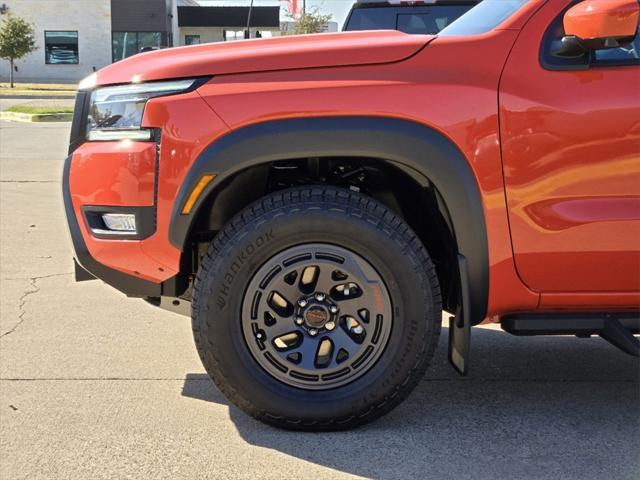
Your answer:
[0,111,73,123]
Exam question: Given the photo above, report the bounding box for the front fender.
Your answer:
[169,116,489,324]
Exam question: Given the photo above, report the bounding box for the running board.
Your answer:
[501,312,640,357]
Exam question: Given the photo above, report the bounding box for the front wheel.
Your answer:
[192,186,441,430]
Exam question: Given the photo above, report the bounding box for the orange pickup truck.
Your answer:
[63,0,640,430]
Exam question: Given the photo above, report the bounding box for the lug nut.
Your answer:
[295,316,304,325]
[298,299,308,308]
[325,321,336,331]
[315,293,326,302]
[329,305,338,314]
[256,332,264,340]
[308,328,318,336]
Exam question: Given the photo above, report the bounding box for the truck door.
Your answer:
[499,0,640,296]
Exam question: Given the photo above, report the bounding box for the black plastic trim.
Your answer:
[448,254,472,374]
[74,258,96,282]
[168,116,489,325]
[502,312,640,336]
[62,154,161,297]
[68,91,91,154]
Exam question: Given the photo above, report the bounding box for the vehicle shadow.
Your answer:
[181,327,640,480]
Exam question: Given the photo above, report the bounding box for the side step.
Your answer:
[501,312,640,357]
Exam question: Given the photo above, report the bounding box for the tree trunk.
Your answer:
[9,59,14,88]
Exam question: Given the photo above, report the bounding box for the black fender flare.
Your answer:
[169,116,488,323]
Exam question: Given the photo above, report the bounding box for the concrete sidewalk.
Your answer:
[1,121,639,480]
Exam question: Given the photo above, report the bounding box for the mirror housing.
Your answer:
[555,0,639,57]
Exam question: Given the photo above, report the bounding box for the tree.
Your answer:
[0,14,37,88]
[291,7,332,35]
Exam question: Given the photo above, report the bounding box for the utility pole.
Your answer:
[302,0,306,15]
[245,0,254,39]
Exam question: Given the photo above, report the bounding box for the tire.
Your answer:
[192,186,441,430]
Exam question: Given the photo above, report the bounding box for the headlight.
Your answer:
[85,79,198,141]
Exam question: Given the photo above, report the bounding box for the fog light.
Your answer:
[102,213,137,232]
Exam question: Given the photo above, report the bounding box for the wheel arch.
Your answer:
[168,116,488,324]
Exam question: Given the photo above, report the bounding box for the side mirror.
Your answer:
[554,0,639,57]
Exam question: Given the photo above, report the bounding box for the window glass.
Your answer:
[593,34,640,65]
[344,8,396,31]
[112,32,138,61]
[45,31,78,64]
[112,32,162,62]
[397,8,470,34]
[224,30,245,41]
[185,35,201,45]
[138,32,161,51]
[439,0,530,36]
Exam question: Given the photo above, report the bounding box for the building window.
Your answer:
[185,35,201,45]
[45,31,79,64]
[224,30,245,42]
[112,32,162,62]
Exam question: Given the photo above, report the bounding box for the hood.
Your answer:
[95,30,432,86]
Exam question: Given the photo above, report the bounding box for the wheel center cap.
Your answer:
[305,306,328,327]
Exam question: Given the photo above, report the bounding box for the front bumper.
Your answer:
[63,84,229,297]
[62,153,162,297]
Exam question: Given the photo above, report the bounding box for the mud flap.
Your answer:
[448,255,471,375]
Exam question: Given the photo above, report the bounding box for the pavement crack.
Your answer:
[3,272,72,282]
[0,273,71,339]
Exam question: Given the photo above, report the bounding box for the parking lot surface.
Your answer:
[1,121,639,480]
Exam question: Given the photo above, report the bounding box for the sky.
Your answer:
[196,1,355,28]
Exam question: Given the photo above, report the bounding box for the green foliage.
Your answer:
[0,14,37,87]
[292,7,333,35]
[0,14,37,62]
[6,105,74,114]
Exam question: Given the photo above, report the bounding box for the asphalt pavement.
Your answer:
[0,120,638,480]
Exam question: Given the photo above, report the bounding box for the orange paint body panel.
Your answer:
[564,0,640,40]
[500,0,640,300]
[65,0,639,318]
[94,30,431,85]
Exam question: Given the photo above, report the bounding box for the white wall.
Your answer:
[0,0,112,84]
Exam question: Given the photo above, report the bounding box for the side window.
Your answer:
[593,35,640,65]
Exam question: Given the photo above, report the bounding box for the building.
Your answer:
[111,0,174,62]
[175,3,280,45]
[0,0,174,83]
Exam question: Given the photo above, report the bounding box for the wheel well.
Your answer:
[182,157,460,312]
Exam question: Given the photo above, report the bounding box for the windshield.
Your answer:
[439,0,530,36]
